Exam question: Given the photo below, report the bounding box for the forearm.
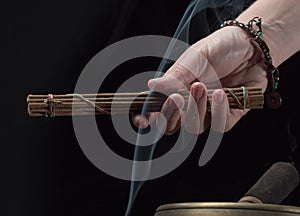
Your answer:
[237,0,300,67]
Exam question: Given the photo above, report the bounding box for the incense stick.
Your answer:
[27,87,264,117]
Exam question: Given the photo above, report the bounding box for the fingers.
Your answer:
[132,114,150,129]
[184,82,209,134]
[210,89,228,133]
[158,93,185,135]
[132,94,185,136]
[133,86,244,135]
[184,86,241,134]
[133,86,230,135]
[148,64,193,93]
[148,45,212,93]
[132,112,158,129]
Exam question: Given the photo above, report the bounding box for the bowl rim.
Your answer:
[155,202,300,214]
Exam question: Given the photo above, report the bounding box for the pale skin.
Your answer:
[133,0,300,203]
[133,0,300,134]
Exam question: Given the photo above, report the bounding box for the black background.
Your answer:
[2,1,299,216]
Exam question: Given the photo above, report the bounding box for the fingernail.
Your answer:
[194,86,203,100]
[134,117,148,129]
[141,121,148,128]
[168,97,176,110]
[214,90,224,104]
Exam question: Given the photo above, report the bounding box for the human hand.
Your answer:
[133,26,268,135]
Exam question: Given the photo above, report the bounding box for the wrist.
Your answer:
[236,0,300,67]
[219,18,282,110]
[258,18,296,67]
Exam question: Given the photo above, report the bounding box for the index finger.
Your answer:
[149,44,217,93]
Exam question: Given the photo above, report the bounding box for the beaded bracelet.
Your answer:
[220,17,282,109]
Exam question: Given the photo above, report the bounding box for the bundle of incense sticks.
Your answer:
[27,86,264,117]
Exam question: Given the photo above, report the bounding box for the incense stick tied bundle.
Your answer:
[27,86,264,117]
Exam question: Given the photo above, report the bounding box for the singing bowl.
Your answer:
[154,202,300,216]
